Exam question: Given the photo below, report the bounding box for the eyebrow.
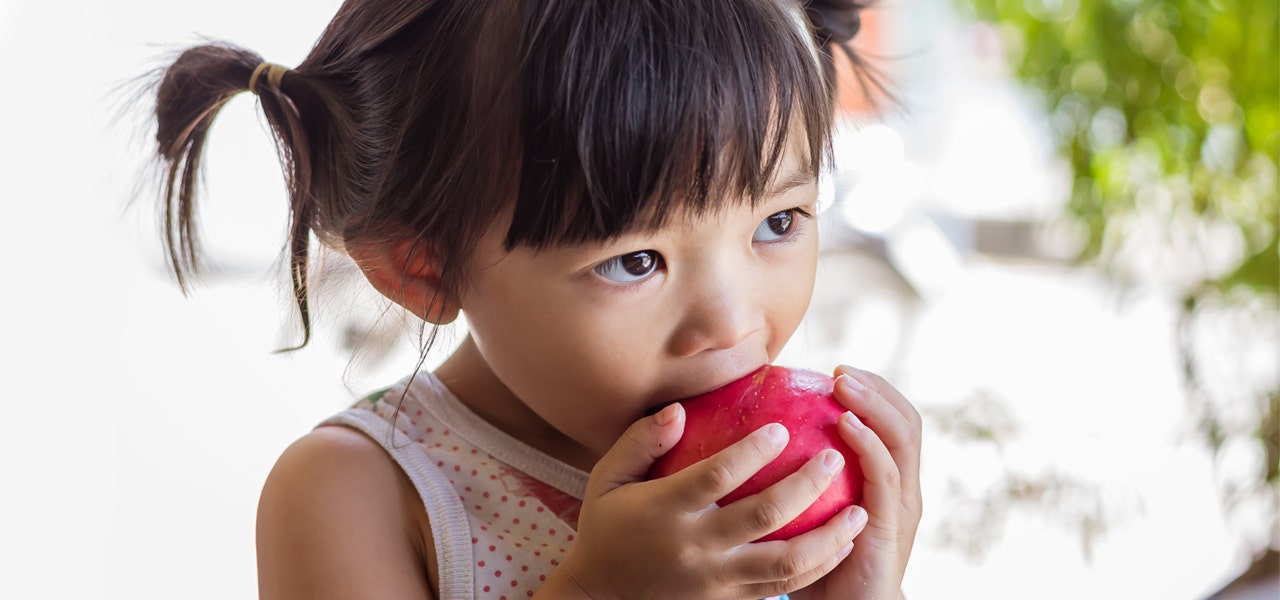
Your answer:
[765,169,817,198]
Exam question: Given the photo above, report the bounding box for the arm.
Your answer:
[256,426,437,600]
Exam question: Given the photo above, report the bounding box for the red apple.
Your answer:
[648,365,864,542]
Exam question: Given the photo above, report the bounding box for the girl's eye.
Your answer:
[753,210,797,242]
[593,250,663,283]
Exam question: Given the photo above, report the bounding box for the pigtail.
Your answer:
[803,0,895,108]
[151,42,347,349]
[152,45,259,287]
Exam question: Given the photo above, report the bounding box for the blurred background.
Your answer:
[1,0,1275,598]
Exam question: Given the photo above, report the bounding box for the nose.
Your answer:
[667,268,763,357]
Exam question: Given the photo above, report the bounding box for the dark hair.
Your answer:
[145,0,870,348]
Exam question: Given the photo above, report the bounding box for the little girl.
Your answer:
[144,0,921,597]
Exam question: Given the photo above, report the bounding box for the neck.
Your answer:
[434,336,598,472]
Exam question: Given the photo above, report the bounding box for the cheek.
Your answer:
[793,248,819,314]
[767,241,819,355]
[466,290,657,423]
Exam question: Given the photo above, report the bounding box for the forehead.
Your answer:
[500,0,831,251]
[511,115,825,252]
[625,130,819,235]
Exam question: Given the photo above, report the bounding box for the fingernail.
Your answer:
[847,505,868,529]
[837,373,865,392]
[840,411,865,431]
[654,403,679,426]
[820,448,844,472]
[836,542,854,560]
[764,422,789,445]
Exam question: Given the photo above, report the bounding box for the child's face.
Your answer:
[452,144,820,467]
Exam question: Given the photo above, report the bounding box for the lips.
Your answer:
[643,401,674,417]
[641,362,765,418]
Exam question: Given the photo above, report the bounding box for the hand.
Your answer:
[539,403,869,600]
[792,366,923,600]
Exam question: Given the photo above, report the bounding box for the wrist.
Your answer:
[532,556,608,600]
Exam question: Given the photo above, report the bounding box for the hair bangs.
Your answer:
[506,0,832,250]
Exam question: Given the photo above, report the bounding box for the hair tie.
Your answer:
[249,62,290,95]
[805,0,863,45]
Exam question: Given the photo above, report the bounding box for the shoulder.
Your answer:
[256,425,438,599]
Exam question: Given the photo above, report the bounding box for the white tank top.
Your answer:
[320,372,589,599]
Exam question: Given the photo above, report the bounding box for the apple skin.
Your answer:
[648,365,864,542]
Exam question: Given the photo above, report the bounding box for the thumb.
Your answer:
[587,403,685,498]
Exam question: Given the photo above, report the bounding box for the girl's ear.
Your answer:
[348,240,461,325]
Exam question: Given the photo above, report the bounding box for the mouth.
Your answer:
[641,363,766,417]
[643,401,677,417]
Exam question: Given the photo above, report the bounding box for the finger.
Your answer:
[833,373,919,468]
[837,411,902,532]
[834,366,922,448]
[708,447,845,544]
[731,505,868,596]
[836,372,925,560]
[667,422,789,510]
[586,402,686,498]
[834,371,922,506]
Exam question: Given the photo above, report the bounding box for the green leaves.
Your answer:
[961,0,1278,299]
